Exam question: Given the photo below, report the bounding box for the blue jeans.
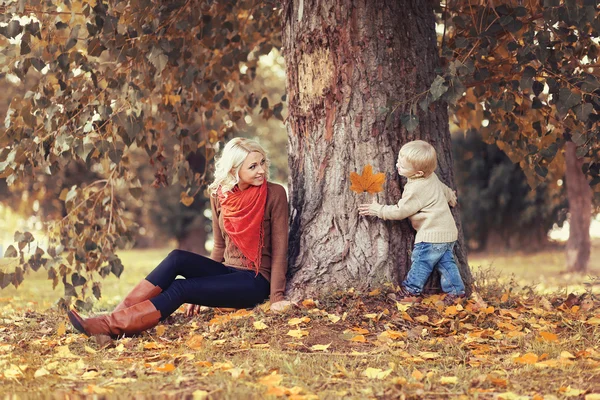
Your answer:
[146,250,270,320]
[402,242,465,296]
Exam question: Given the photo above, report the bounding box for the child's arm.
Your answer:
[441,182,457,207]
[358,186,422,220]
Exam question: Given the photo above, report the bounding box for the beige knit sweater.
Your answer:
[210,182,288,303]
[376,173,458,243]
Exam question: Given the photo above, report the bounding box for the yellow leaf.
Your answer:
[258,371,283,387]
[34,368,49,378]
[379,330,404,340]
[155,325,167,336]
[287,329,309,339]
[440,376,458,385]
[311,343,331,352]
[539,331,558,342]
[514,353,538,364]
[349,165,386,194]
[411,369,424,381]
[484,306,495,314]
[180,191,194,207]
[585,394,600,400]
[327,314,341,323]
[364,313,378,319]
[351,327,369,334]
[401,312,414,322]
[369,288,381,296]
[560,351,576,359]
[186,335,204,350]
[84,346,96,354]
[415,315,429,323]
[288,317,310,326]
[55,345,78,358]
[213,362,233,371]
[350,335,367,343]
[253,321,268,330]
[396,302,412,312]
[501,292,509,302]
[143,342,160,350]
[56,322,66,336]
[155,363,175,372]
[586,317,600,325]
[301,299,316,308]
[444,306,458,316]
[560,386,586,397]
[195,361,213,368]
[419,351,440,359]
[363,367,392,379]
[266,386,287,396]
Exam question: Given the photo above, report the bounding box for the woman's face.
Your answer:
[237,151,266,190]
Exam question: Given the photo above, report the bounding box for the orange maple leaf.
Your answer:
[349,165,385,194]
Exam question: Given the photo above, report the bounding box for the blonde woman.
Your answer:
[68,138,291,338]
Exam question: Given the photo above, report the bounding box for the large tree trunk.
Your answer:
[177,219,208,256]
[565,141,592,272]
[282,0,472,300]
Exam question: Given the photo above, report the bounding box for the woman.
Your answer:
[68,138,291,337]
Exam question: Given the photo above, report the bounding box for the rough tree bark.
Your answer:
[565,141,592,272]
[282,0,472,300]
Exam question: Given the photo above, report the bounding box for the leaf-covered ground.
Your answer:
[1,247,600,399]
[1,278,600,399]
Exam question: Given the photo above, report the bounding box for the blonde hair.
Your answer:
[208,137,270,196]
[399,140,437,177]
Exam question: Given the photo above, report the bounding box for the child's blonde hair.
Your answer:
[399,140,437,177]
[208,137,270,196]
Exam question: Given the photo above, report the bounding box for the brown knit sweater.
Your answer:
[210,182,288,303]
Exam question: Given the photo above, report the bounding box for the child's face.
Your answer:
[396,156,422,178]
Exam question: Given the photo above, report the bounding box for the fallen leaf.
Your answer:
[155,325,167,336]
[327,314,341,323]
[560,351,576,359]
[351,327,369,334]
[396,302,412,312]
[301,299,316,308]
[193,390,209,400]
[56,322,66,336]
[363,367,392,379]
[415,315,429,323]
[539,331,558,342]
[411,369,424,381]
[311,343,331,352]
[350,335,367,343]
[287,329,309,339]
[514,353,538,364]
[154,363,175,372]
[259,371,283,387]
[186,335,204,350]
[369,288,381,296]
[288,317,310,326]
[586,317,600,326]
[253,321,268,330]
[419,351,440,359]
[440,376,458,385]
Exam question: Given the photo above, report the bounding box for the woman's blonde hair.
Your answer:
[208,137,270,196]
[399,140,437,177]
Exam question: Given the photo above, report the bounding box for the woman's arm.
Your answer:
[210,196,226,262]
[269,185,289,303]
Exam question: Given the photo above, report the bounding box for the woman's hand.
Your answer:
[185,304,202,317]
[270,300,293,313]
[358,202,382,217]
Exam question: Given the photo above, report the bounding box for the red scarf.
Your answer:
[217,182,268,274]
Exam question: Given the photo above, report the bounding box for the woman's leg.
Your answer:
[145,249,233,289]
[114,250,229,312]
[150,269,270,319]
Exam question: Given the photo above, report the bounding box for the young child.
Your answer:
[358,140,465,303]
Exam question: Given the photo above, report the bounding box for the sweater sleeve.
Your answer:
[380,184,424,221]
[209,196,226,263]
[269,185,289,303]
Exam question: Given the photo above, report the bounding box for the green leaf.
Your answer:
[71,273,87,287]
[556,88,581,116]
[534,164,548,177]
[110,258,124,278]
[147,46,168,75]
[400,114,419,132]
[430,75,448,101]
[574,103,594,122]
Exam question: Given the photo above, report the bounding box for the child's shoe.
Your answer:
[443,293,465,306]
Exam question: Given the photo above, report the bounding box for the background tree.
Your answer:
[441,0,600,271]
[453,129,567,252]
[282,0,473,299]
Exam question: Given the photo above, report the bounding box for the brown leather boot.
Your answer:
[68,300,162,338]
[113,279,162,312]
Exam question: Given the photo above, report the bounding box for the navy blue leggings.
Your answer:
[145,250,270,319]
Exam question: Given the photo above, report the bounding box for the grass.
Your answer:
[0,245,599,399]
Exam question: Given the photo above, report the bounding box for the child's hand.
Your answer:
[358,201,382,217]
[448,190,457,207]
